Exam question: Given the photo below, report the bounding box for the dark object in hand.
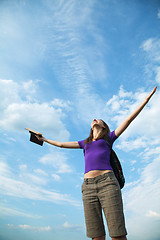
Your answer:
[30,133,43,146]
[25,128,43,146]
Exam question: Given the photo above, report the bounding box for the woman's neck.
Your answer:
[92,126,102,141]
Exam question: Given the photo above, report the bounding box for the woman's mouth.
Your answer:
[91,119,98,128]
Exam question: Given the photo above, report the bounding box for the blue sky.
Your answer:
[0,0,160,239]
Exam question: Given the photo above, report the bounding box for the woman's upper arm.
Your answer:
[61,141,80,149]
[115,119,130,137]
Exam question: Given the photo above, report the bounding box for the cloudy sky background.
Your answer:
[0,0,160,240]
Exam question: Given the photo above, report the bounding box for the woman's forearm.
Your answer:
[127,98,148,123]
[115,86,157,137]
[127,86,157,123]
[115,99,149,137]
[43,139,80,148]
[43,139,63,147]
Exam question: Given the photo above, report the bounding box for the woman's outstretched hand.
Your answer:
[145,86,157,102]
[35,135,46,142]
[115,86,157,137]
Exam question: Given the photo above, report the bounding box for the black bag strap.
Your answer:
[105,134,125,189]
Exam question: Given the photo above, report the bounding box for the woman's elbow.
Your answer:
[59,142,64,148]
[125,116,133,125]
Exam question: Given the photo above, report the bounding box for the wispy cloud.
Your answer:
[0,161,81,207]
[52,173,61,181]
[34,168,48,176]
[141,38,154,52]
[41,0,109,123]
[62,221,83,232]
[7,224,51,232]
[0,205,41,219]
[124,157,160,239]
[39,150,73,173]
[141,38,160,61]
[140,38,160,85]
[142,146,160,160]
[155,66,160,83]
[158,9,160,19]
[146,210,160,218]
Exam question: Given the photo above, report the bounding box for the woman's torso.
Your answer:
[78,131,118,179]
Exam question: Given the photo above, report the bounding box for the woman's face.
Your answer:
[91,119,105,129]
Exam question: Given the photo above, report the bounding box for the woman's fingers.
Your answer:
[146,86,157,101]
[35,135,44,141]
[153,86,157,93]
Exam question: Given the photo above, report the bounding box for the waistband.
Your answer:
[83,171,114,183]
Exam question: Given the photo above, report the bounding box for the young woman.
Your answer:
[36,87,157,240]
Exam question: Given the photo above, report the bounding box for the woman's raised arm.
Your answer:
[115,86,157,137]
[36,135,80,148]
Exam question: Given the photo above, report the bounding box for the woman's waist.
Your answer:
[84,169,113,179]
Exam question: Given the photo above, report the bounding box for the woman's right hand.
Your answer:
[35,135,46,142]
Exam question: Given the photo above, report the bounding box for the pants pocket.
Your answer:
[81,182,85,193]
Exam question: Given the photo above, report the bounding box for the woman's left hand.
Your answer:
[145,86,157,102]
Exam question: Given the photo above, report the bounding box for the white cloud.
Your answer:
[141,38,154,51]
[0,205,41,219]
[52,173,61,181]
[140,38,160,87]
[7,223,51,232]
[22,80,37,94]
[19,164,27,171]
[141,38,160,62]
[0,79,70,141]
[116,136,149,152]
[106,95,121,111]
[18,224,51,231]
[130,160,136,165]
[62,221,83,232]
[8,137,16,142]
[146,210,160,218]
[131,167,135,172]
[39,0,109,125]
[142,146,160,160]
[19,172,48,186]
[51,99,72,110]
[18,165,48,185]
[124,157,160,240]
[34,168,48,176]
[155,66,160,84]
[39,151,73,173]
[0,161,10,176]
[158,9,160,19]
[0,79,20,110]
[119,86,133,98]
[0,161,81,207]
[124,179,140,189]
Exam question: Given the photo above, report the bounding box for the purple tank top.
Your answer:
[78,131,118,174]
